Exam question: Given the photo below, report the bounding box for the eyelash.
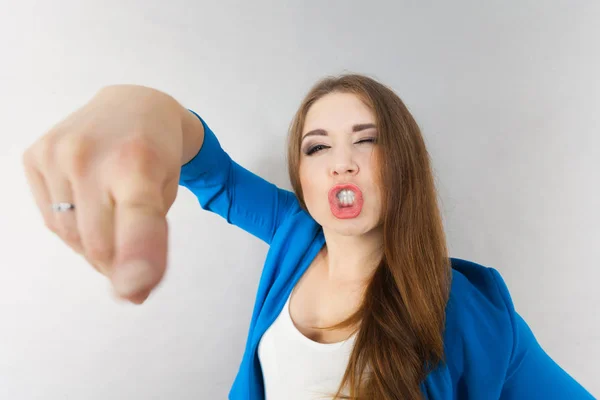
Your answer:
[304,138,377,156]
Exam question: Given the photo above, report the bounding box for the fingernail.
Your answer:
[112,260,154,298]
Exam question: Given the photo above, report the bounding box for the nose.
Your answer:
[330,150,359,177]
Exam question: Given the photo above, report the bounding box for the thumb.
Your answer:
[111,201,168,301]
[109,163,169,302]
[107,140,173,303]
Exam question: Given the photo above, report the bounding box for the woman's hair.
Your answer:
[286,73,452,399]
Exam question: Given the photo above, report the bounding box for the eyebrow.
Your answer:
[301,123,377,141]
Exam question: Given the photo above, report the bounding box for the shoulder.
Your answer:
[448,257,515,314]
[446,257,516,341]
[443,258,517,383]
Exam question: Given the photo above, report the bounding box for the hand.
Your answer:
[22,85,186,304]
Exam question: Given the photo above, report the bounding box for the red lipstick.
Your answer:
[328,183,364,219]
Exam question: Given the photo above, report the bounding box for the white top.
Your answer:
[257,289,357,399]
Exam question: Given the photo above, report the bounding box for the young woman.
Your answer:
[23,74,593,399]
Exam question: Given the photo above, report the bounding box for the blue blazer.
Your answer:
[179,110,594,399]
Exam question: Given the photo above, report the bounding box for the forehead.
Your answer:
[303,92,374,134]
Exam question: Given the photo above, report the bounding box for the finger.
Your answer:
[110,286,151,305]
[24,146,83,254]
[35,135,86,254]
[72,180,115,277]
[82,253,111,276]
[22,154,56,231]
[108,140,169,301]
[45,169,83,254]
[111,286,152,304]
[111,196,168,300]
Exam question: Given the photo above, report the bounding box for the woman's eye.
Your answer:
[305,138,376,156]
[356,138,377,145]
[305,144,329,155]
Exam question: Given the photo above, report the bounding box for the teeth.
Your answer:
[336,189,356,206]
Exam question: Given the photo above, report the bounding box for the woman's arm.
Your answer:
[178,110,299,244]
[180,106,206,166]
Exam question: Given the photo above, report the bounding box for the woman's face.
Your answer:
[299,92,383,237]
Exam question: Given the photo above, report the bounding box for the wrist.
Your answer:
[180,107,205,166]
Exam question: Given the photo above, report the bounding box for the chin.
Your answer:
[321,212,380,237]
[331,226,372,237]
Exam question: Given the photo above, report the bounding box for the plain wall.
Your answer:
[1,0,598,398]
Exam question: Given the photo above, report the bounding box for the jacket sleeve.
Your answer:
[178,109,300,245]
[489,269,596,399]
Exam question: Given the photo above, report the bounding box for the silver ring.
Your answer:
[51,202,76,212]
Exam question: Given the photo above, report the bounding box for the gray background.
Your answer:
[1,0,598,398]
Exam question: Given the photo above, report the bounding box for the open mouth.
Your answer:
[328,183,364,219]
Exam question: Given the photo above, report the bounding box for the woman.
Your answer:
[23,74,593,399]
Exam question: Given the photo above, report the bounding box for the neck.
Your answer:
[320,225,384,284]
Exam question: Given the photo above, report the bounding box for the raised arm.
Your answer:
[23,85,191,303]
[178,110,300,244]
[22,85,298,305]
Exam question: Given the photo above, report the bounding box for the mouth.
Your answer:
[328,183,364,219]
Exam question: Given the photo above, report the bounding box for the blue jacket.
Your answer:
[179,110,594,399]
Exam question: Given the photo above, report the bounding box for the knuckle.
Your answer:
[36,135,60,168]
[119,184,165,212]
[59,228,81,247]
[84,239,113,263]
[22,147,35,168]
[114,137,163,180]
[58,136,94,177]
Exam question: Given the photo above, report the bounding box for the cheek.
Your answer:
[298,164,309,191]
[299,174,318,203]
[298,163,325,209]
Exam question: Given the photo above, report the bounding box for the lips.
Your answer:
[328,183,364,219]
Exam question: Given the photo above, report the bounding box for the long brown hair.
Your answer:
[286,73,452,399]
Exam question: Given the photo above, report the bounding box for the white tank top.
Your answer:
[257,289,357,399]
